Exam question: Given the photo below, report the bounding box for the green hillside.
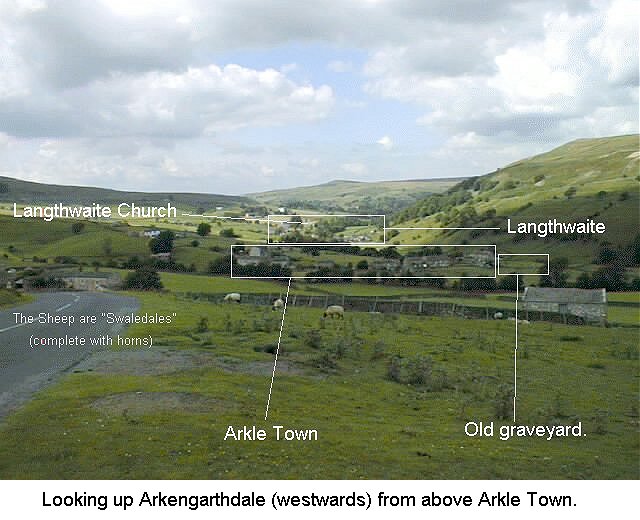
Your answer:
[251,178,465,214]
[391,135,640,275]
[0,176,249,211]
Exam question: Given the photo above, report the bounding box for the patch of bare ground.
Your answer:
[73,348,204,376]
[90,391,220,416]
[73,347,306,376]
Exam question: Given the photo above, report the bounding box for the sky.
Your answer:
[0,0,637,195]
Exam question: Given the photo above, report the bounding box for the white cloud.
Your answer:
[377,135,393,150]
[0,0,636,193]
[341,162,367,176]
[260,165,275,177]
[588,0,639,85]
[0,63,334,138]
[162,157,178,173]
[365,0,637,147]
[0,132,11,148]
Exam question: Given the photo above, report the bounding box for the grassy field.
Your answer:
[0,290,32,309]
[150,271,640,326]
[0,289,637,479]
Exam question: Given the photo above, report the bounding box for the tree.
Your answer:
[356,260,369,270]
[122,268,163,291]
[149,230,175,254]
[219,228,238,238]
[196,222,211,236]
[71,222,85,234]
[539,257,569,287]
[596,242,617,264]
[575,272,592,289]
[497,276,524,291]
[589,263,627,291]
[629,234,640,265]
[102,237,113,256]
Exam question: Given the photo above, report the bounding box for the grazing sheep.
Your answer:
[223,292,241,303]
[323,305,345,319]
[507,317,530,324]
[272,298,285,311]
[493,312,504,320]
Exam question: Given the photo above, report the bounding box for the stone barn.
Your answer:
[521,287,607,325]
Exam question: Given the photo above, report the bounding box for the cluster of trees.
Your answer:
[30,277,65,289]
[149,231,175,254]
[539,241,640,291]
[575,265,639,291]
[233,262,291,278]
[394,184,473,222]
[594,235,640,267]
[305,265,353,283]
[122,268,163,291]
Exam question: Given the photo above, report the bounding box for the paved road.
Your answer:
[0,291,138,418]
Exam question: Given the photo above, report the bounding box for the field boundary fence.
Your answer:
[176,291,598,326]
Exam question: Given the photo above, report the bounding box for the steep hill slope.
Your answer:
[250,178,464,214]
[391,135,639,269]
[0,176,249,211]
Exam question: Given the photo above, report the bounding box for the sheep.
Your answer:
[493,312,504,320]
[272,298,285,311]
[323,305,345,319]
[507,317,530,324]
[223,292,241,303]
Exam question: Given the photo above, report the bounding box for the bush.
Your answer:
[387,356,403,383]
[71,222,85,234]
[371,340,387,360]
[196,317,209,333]
[313,352,338,371]
[208,255,232,275]
[305,330,322,349]
[493,384,513,420]
[407,356,433,385]
[220,228,238,238]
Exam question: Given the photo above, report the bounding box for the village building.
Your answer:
[372,258,402,271]
[464,249,495,266]
[151,252,172,262]
[521,287,607,325]
[403,255,451,274]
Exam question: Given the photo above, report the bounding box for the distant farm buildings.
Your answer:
[61,272,120,291]
[234,246,290,268]
[521,287,607,325]
[403,255,451,274]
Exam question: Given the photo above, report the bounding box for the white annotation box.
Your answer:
[231,243,497,279]
[497,253,550,276]
[266,214,386,245]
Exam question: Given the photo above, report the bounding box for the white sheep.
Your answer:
[323,305,345,319]
[223,292,241,303]
[507,317,530,324]
[493,312,504,320]
[272,298,285,311]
